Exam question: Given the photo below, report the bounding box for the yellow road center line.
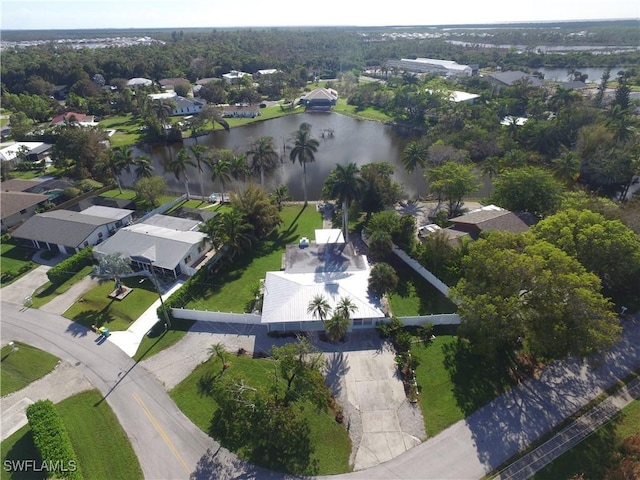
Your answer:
[132,391,191,474]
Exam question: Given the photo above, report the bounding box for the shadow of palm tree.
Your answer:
[324,351,350,397]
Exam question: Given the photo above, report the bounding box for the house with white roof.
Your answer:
[0,142,53,163]
[385,58,473,77]
[260,229,385,332]
[148,91,206,116]
[93,214,212,278]
[222,70,251,84]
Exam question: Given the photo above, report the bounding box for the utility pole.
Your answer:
[150,260,172,330]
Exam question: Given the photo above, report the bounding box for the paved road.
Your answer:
[0,301,281,480]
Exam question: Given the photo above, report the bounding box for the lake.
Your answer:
[127,112,433,202]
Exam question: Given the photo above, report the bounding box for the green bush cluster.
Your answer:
[160,264,211,320]
[26,399,83,480]
[46,247,93,285]
[1,262,34,283]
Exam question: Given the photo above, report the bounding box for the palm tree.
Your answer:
[325,313,350,343]
[133,154,154,180]
[200,210,256,260]
[270,184,291,210]
[230,154,250,184]
[91,253,133,295]
[307,294,331,327]
[209,343,230,372]
[102,146,133,193]
[402,140,428,174]
[289,123,319,205]
[335,296,357,321]
[322,162,365,243]
[210,155,232,198]
[169,148,195,200]
[246,136,279,188]
[189,144,211,201]
[552,149,581,186]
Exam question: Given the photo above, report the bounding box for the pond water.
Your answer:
[126,112,434,201]
[536,66,626,83]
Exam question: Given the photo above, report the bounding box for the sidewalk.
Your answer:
[108,280,185,357]
[495,376,640,480]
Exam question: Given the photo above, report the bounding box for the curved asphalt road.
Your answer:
[3,300,640,480]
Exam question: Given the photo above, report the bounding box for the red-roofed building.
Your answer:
[50,112,96,127]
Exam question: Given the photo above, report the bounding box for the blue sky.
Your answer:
[2,0,639,30]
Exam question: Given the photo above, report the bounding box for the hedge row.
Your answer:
[46,247,94,285]
[26,400,83,480]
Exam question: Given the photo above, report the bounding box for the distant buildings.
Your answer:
[300,88,338,111]
[385,58,473,77]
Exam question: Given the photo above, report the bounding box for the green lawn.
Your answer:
[186,204,323,312]
[1,240,36,285]
[30,265,93,309]
[98,114,148,148]
[333,98,392,123]
[170,353,351,475]
[133,318,195,362]
[0,343,59,396]
[0,389,143,480]
[532,399,640,480]
[387,255,457,316]
[412,335,515,437]
[63,276,160,331]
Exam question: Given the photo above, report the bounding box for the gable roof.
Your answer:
[303,88,338,101]
[0,192,49,220]
[80,205,134,221]
[449,207,530,235]
[486,71,545,87]
[12,210,114,246]
[1,179,41,193]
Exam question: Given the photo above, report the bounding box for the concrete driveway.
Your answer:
[0,265,50,305]
[323,331,425,471]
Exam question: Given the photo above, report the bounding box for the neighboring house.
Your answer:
[158,77,191,91]
[255,69,278,76]
[50,112,97,127]
[222,104,261,118]
[12,207,134,254]
[427,89,480,104]
[148,91,206,116]
[260,229,385,332]
[222,70,251,84]
[0,191,50,233]
[300,88,338,111]
[0,142,53,163]
[385,58,473,77]
[92,214,211,278]
[485,71,545,90]
[126,77,154,87]
[419,205,534,246]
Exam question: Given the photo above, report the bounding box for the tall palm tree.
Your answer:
[230,154,250,184]
[401,140,428,174]
[189,144,211,201]
[210,155,232,198]
[289,123,319,205]
[200,210,256,260]
[325,313,350,343]
[246,136,279,189]
[169,148,195,200]
[133,154,155,180]
[307,294,331,326]
[102,146,133,193]
[322,162,365,243]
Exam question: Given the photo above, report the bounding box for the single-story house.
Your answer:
[0,142,53,163]
[148,91,206,116]
[1,191,50,233]
[385,58,473,77]
[222,70,251,84]
[222,104,261,118]
[300,88,338,111]
[126,77,154,87]
[260,229,385,332]
[92,214,212,278]
[158,77,191,91]
[485,71,545,90]
[255,69,278,76]
[12,207,134,254]
[50,112,97,127]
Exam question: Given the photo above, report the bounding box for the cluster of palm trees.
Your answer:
[307,293,357,343]
[99,145,155,194]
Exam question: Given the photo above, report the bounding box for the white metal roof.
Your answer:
[81,205,134,221]
[315,229,344,244]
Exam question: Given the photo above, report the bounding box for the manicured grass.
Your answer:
[30,265,93,309]
[99,114,148,148]
[411,334,515,437]
[99,188,137,200]
[532,399,640,480]
[63,276,159,331]
[387,254,457,316]
[170,353,351,475]
[133,318,195,362]
[0,390,143,480]
[1,240,37,284]
[0,342,59,396]
[186,204,323,312]
[333,98,392,123]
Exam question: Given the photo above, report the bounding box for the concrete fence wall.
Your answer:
[392,246,451,297]
[397,314,461,326]
[171,308,262,325]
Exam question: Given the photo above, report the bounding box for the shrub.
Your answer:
[63,187,81,200]
[46,247,93,285]
[26,400,83,480]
